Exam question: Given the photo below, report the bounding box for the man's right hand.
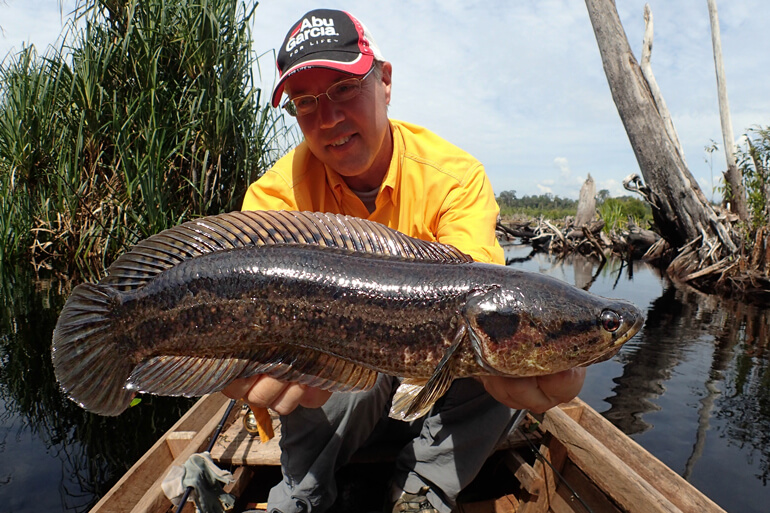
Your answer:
[223,375,332,415]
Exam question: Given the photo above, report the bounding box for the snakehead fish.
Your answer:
[51,210,644,420]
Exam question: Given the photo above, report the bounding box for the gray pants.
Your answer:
[267,375,521,513]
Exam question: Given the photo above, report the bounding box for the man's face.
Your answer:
[284,63,393,190]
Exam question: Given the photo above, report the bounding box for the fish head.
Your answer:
[463,271,644,376]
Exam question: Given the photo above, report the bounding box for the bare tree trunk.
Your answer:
[575,174,596,227]
[640,5,687,169]
[707,0,748,221]
[584,0,737,266]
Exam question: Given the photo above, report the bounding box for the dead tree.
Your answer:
[707,0,748,220]
[575,174,597,228]
[584,0,738,279]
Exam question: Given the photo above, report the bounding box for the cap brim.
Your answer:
[271,53,374,108]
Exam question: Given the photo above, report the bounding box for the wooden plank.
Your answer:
[129,395,238,513]
[541,405,683,513]
[575,399,726,513]
[166,431,196,460]
[212,409,282,466]
[91,394,230,513]
[492,495,521,513]
[517,433,568,513]
[504,450,543,497]
[550,461,622,513]
[223,466,255,499]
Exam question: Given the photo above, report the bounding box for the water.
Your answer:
[505,244,770,513]
[0,273,194,512]
[1,249,769,512]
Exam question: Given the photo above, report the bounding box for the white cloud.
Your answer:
[1,0,768,200]
[554,157,572,179]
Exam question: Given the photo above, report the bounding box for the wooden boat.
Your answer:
[90,393,727,513]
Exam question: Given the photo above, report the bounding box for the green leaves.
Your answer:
[0,0,297,274]
[737,126,770,231]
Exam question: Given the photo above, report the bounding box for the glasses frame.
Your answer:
[282,67,375,117]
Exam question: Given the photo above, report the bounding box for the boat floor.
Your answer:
[96,395,727,513]
[211,405,533,512]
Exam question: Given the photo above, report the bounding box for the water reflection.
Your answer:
[2,248,770,512]
[503,245,770,513]
[0,268,194,513]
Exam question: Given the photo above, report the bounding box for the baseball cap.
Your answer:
[271,9,384,108]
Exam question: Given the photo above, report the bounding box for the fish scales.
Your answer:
[124,245,471,377]
[51,210,644,418]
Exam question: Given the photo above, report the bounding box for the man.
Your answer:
[224,9,585,513]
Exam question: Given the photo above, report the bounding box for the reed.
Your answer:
[0,0,295,274]
[737,126,770,231]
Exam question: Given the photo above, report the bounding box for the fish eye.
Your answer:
[600,310,621,332]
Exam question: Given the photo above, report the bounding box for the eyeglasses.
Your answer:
[282,67,375,117]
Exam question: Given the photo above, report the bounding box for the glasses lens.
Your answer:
[283,100,298,117]
[327,78,362,102]
[285,96,318,117]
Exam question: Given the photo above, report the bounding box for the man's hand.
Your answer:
[478,368,586,413]
[223,375,332,415]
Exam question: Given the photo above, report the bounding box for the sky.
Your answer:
[1,1,768,200]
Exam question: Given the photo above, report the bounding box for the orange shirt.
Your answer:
[242,119,503,264]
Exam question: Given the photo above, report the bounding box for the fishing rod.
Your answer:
[173,398,238,513]
[517,420,595,513]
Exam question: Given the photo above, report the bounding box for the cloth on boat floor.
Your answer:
[162,451,235,513]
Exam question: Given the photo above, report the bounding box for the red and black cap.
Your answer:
[271,9,384,108]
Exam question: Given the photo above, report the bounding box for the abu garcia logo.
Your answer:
[286,16,340,52]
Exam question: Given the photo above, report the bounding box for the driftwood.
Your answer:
[497,216,654,264]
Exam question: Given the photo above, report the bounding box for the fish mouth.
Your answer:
[581,312,644,367]
[615,313,644,343]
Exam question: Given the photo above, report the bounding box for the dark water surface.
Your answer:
[1,248,768,512]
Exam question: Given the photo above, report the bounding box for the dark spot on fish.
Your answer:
[546,320,594,341]
[477,311,519,340]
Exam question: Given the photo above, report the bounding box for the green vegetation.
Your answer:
[597,196,652,232]
[497,191,578,220]
[497,189,652,232]
[0,0,295,274]
[737,126,770,231]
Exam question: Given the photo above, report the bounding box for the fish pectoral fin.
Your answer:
[401,377,428,386]
[389,362,455,421]
[389,322,467,421]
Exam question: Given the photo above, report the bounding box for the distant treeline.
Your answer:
[496,190,652,231]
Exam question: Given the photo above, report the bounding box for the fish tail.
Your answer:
[51,282,135,416]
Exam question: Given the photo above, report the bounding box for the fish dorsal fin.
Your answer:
[102,211,472,291]
[389,320,469,421]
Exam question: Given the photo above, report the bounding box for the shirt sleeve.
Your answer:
[241,169,299,211]
[435,163,505,265]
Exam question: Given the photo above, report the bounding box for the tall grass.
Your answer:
[738,126,770,231]
[598,196,652,234]
[0,0,296,275]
